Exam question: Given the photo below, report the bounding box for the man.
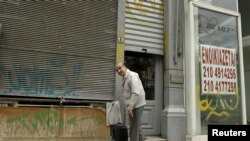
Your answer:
[116,62,146,141]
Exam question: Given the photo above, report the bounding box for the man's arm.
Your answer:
[128,73,142,110]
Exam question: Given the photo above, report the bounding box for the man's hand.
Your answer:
[128,109,133,118]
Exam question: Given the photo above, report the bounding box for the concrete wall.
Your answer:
[161,0,186,141]
[239,0,250,37]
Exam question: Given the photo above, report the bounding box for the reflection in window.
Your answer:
[125,51,155,100]
[194,0,237,11]
[196,8,238,48]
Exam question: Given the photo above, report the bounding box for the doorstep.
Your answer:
[145,136,167,141]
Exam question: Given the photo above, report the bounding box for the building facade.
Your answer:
[0,0,248,141]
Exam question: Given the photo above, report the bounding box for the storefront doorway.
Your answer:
[125,51,163,135]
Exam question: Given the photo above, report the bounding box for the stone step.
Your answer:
[145,136,167,141]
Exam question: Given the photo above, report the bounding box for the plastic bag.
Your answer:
[106,101,122,126]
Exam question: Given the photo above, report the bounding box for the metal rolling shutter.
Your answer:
[125,0,164,55]
[0,0,117,100]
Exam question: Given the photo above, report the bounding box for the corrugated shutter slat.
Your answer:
[0,1,117,100]
[125,0,164,55]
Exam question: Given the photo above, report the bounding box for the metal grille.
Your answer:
[0,0,117,100]
[125,0,164,55]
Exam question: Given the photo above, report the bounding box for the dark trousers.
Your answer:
[129,106,144,141]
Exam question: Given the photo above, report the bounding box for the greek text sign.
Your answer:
[200,44,238,94]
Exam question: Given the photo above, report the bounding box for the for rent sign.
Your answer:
[200,44,238,95]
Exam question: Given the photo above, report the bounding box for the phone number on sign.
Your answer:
[203,66,237,80]
[203,80,237,94]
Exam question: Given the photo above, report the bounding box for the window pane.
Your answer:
[194,0,237,11]
[193,7,242,134]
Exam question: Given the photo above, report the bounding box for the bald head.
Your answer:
[116,62,127,76]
